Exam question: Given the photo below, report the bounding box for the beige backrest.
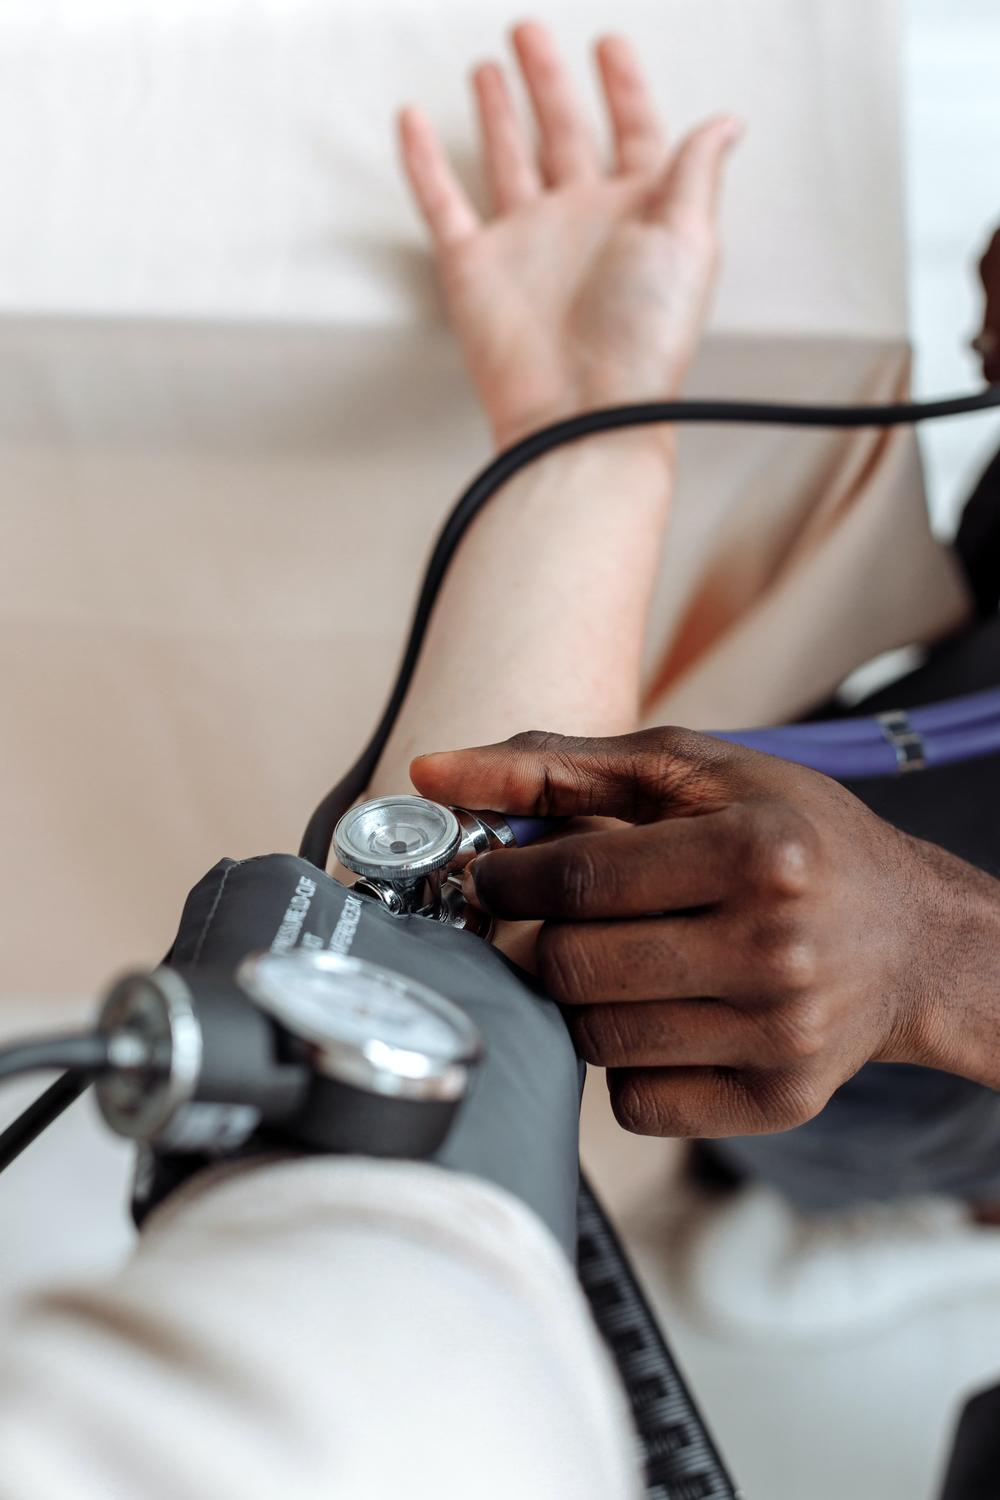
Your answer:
[3,0,904,334]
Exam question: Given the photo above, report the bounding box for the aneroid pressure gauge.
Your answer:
[95,950,483,1162]
[236,948,483,1157]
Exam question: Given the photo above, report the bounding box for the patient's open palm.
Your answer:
[399,21,741,449]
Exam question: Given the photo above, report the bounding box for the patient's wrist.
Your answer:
[498,423,676,505]
[493,408,676,473]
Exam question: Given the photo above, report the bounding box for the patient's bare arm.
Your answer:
[368,20,741,799]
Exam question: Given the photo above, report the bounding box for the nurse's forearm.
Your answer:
[905,839,1000,1094]
[368,430,674,797]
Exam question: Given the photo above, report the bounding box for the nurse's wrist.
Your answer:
[899,838,1000,1090]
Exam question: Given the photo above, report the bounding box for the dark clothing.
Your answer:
[939,1383,1000,1500]
[956,443,1000,619]
[843,612,1000,878]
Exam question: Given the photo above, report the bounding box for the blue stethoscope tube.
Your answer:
[710,685,1000,779]
[498,688,1000,848]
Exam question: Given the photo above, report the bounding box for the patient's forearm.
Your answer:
[368,431,673,797]
[383,18,738,804]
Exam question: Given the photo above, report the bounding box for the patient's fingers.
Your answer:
[512,20,600,186]
[398,105,481,249]
[647,115,742,231]
[472,62,542,213]
[595,34,667,176]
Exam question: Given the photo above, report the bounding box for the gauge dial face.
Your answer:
[334,796,460,881]
[236,948,481,1099]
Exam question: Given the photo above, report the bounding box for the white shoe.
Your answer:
[675,1183,1000,1344]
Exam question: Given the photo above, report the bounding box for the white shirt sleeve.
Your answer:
[0,1156,641,1500]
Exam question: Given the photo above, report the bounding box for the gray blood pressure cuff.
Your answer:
[137,854,583,1253]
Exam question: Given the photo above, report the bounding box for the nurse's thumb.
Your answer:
[410,726,732,824]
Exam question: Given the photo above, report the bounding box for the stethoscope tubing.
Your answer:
[712,689,1000,779]
[501,689,1000,841]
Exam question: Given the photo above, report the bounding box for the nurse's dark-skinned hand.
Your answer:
[411,728,1000,1138]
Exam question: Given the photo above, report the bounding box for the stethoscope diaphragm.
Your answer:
[334,795,461,884]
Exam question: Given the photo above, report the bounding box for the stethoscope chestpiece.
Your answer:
[333,795,514,934]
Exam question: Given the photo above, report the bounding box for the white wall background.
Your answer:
[905,0,1000,531]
